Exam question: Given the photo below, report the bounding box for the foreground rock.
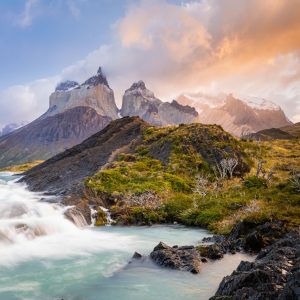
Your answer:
[199,220,288,259]
[210,232,300,299]
[150,242,202,274]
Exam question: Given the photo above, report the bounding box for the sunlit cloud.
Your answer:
[1,0,300,126]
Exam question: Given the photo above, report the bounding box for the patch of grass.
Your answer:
[0,160,44,173]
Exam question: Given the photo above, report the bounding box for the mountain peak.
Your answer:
[128,80,146,91]
[83,66,109,88]
[55,80,79,92]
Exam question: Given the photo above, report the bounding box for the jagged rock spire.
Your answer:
[128,80,146,91]
[83,66,109,88]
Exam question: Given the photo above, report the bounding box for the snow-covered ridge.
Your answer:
[180,93,281,111]
[241,96,281,111]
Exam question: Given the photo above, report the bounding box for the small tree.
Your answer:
[215,158,239,179]
[192,174,209,205]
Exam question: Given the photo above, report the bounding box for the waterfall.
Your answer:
[99,206,113,226]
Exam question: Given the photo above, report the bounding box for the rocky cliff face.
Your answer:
[46,67,118,120]
[177,94,291,137]
[0,67,118,168]
[121,81,198,126]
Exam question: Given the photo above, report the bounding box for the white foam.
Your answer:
[0,174,137,267]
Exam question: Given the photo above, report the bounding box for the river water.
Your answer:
[0,172,252,300]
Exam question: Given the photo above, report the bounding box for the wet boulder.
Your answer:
[210,232,300,299]
[150,242,202,274]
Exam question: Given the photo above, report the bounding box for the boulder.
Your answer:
[150,242,201,274]
[210,232,300,299]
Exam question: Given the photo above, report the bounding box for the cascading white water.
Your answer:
[0,177,76,245]
[99,206,114,225]
[0,173,137,267]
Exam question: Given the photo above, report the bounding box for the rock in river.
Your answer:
[150,242,202,274]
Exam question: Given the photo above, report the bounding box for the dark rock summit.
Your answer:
[83,67,109,88]
[55,80,79,91]
[126,80,147,92]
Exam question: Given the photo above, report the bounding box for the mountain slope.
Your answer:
[177,94,291,136]
[0,107,111,168]
[22,117,249,199]
[21,117,149,195]
[248,122,300,140]
[121,81,198,125]
[0,67,118,168]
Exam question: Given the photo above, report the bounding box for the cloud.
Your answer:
[0,77,58,128]
[17,0,39,28]
[67,0,81,18]
[1,0,300,125]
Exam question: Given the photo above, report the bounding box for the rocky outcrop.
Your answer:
[150,242,202,274]
[0,67,119,168]
[177,94,291,137]
[121,81,198,126]
[199,221,288,259]
[210,232,300,299]
[64,205,90,227]
[21,116,149,196]
[46,67,118,120]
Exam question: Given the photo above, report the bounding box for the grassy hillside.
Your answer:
[86,123,300,233]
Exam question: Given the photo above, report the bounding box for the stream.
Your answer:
[0,172,253,300]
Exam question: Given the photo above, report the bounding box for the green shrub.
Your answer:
[244,176,267,188]
[163,195,193,221]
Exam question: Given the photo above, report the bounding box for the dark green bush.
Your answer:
[244,176,267,189]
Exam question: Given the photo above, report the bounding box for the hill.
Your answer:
[247,122,300,141]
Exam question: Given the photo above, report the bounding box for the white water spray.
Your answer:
[0,173,137,267]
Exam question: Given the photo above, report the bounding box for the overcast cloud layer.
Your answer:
[1,0,300,128]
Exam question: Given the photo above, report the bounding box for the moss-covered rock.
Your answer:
[95,209,107,226]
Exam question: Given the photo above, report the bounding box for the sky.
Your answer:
[0,0,300,128]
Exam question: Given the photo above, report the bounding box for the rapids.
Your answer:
[0,172,253,300]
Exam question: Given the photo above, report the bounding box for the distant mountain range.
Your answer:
[0,121,27,137]
[177,93,291,137]
[0,66,293,168]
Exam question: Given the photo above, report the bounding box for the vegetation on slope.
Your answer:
[86,123,299,233]
[0,160,44,173]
